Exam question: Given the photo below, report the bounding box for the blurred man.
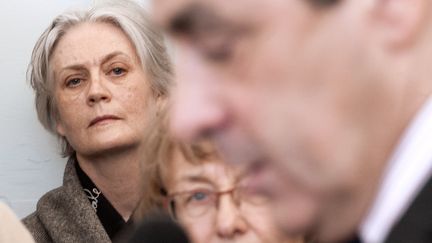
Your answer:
[153,0,432,242]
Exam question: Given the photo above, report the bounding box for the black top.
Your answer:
[75,160,129,240]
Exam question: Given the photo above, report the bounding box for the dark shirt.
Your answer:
[75,161,129,240]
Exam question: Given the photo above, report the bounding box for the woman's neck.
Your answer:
[76,146,144,221]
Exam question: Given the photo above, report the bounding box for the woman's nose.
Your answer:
[86,76,112,106]
[215,195,248,239]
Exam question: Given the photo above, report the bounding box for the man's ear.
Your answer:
[372,0,429,49]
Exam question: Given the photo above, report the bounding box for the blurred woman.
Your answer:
[23,1,172,242]
[135,107,303,243]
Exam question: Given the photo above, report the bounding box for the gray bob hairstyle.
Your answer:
[28,0,172,157]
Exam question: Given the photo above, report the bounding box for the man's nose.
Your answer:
[170,49,227,142]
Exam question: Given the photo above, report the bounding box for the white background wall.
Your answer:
[0,0,150,218]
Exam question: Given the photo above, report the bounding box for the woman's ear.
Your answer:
[155,94,170,115]
[56,120,66,137]
[372,0,429,49]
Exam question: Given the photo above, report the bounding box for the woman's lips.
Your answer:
[88,115,120,127]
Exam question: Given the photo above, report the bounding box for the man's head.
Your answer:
[153,0,432,241]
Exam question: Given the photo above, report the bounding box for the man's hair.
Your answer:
[28,0,172,157]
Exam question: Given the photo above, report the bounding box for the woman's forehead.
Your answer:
[167,151,244,186]
[51,22,137,70]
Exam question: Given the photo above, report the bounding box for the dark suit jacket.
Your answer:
[384,175,432,243]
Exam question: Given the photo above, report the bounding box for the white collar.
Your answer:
[360,96,432,243]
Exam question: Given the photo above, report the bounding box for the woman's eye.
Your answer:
[110,67,126,76]
[193,192,207,201]
[238,186,270,205]
[65,78,82,88]
[187,191,211,203]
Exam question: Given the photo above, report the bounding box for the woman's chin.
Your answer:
[76,137,140,157]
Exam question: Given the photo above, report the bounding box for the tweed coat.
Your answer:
[23,157,111,243]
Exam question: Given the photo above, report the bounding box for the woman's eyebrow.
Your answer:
[58,51,130,72]
[100,51,131,65]
[179,174,213,184]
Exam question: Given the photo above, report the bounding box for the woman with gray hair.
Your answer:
[22,1,172,242]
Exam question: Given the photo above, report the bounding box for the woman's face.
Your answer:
[51,22,153,156]
[164,149,302,243]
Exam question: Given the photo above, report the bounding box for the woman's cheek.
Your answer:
[184,218,215,243]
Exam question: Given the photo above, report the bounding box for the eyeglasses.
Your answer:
[166,186,269,220]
